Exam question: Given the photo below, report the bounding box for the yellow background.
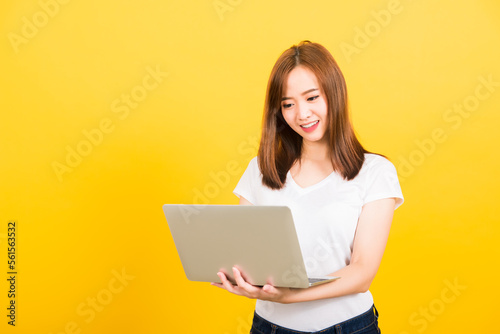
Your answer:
[1,0,499,333]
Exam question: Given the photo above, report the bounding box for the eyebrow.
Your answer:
[281,88,319,101]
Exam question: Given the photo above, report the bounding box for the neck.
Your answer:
[300,139,331,162]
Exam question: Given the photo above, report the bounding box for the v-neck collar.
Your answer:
[286,170,337,193]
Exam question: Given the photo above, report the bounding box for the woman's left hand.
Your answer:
[211,267,295,304]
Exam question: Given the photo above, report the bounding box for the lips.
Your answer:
[300,120,319,128]
[300,120,320,133]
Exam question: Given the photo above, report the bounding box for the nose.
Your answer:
[297,102,312,120]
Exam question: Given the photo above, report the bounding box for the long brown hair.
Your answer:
[258,40,380,190]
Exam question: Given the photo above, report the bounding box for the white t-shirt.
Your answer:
[232,153,404,331]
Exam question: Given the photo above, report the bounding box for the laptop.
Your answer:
[162,204,340,288]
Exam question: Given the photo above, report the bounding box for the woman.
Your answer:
[211,40,404,333]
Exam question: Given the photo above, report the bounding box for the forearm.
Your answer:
[282,262,375,304]
[280,199,397,304]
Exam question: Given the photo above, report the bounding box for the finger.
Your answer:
[232,267,253,289]
[218,272,239,294]
[232,267,259,296]
[262,284,277,294]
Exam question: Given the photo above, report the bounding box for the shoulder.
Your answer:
[363,153,393,167]
[247,156,259,169]
[243,156,262,175]
[359,153,404,208]
[358,153,397,178]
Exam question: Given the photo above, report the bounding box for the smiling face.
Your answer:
[280,65,329,146]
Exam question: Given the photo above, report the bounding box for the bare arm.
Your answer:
[213,197,396,304]
[282,197,396,303]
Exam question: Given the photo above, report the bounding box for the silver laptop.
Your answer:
[163,204,340,288]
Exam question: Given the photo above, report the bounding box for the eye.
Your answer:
[282,103,293,109]
[307,95,319,102]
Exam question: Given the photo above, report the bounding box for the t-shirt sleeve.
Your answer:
[233,156,259,204]
[363,156,404,210]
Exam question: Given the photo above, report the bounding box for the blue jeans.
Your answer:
[250,305,380,334]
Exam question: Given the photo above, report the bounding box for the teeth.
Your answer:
[301,120,319,128]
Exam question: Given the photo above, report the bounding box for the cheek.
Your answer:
[320,99,328,112]
[319,101,329,120]
[281,110,293,126]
